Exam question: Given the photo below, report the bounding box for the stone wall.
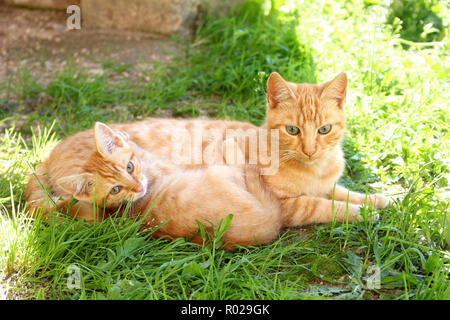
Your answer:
[4,0,245,37]
[81,0,199,38]
[80,0,244,37]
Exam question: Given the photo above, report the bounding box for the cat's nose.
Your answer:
[302,145,316,157]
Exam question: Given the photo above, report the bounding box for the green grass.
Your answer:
[0,0,449,300]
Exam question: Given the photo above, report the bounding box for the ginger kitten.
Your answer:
[26,123,148,223]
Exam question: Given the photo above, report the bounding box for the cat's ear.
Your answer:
[267,72,295,108]
[56,173,95,201]
[320,72,347,108]
[94,122,129,158]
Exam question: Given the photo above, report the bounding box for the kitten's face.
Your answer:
[85,148,148,208]
[57,123,148,208]
[266,72,347,164]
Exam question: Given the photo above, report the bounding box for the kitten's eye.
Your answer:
[285,125,300,135]
[127,161,134,174]
[318,124,332,134]
[110,186,122,195]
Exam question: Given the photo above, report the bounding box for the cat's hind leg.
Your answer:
[280,195,374,226]
[328,185,389,209]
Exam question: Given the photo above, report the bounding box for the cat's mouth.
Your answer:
[133,176,148,201]
[296,152,319,162]
[295,151,327,165]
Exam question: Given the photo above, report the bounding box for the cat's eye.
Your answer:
[318,124,332,134]
[127,161,134,174]
[285,125,300,135]
[110,186,122,195]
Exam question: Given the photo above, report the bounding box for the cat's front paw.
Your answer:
[374,194,389,210]
[365,194,390,210]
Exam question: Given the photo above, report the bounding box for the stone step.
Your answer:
[5,0,80,10]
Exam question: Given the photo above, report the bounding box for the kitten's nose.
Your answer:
[133,183,143,193]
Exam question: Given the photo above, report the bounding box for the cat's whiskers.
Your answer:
[279,150,298,164]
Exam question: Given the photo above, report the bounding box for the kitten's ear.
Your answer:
[320,72,347,108]
[56,173,95,201]
[94,122,129,157]
[267,72,295,108]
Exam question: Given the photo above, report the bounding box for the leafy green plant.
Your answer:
[386,0,446,43]
[195,214,234,249]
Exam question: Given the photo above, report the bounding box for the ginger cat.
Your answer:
[263,72,388,224]
[26,72,388,247]
[113,72,388,224]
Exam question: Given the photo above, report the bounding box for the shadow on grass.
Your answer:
[340,137,382,193]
